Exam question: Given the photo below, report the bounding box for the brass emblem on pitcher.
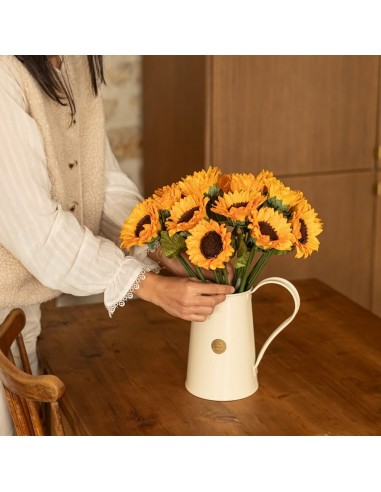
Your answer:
[211,339,226,354]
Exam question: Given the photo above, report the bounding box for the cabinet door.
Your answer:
[212,56,379,176]
[258,172,376,310]
[142,56,207,195]
[373,172,381,316]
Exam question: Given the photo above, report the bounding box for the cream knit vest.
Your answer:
[0,56,105,307]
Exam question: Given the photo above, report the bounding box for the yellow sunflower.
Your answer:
[152,182,182,211]
[186,219,234,270]
[179,166,221,196]
[229,172,263,194]
[211,190,266,223]
[248,207,293,251]
[290,202,323,258]
[120,199,161,248]
[255,169,274,193]
[166,194,209,237]
[265,177,304,211]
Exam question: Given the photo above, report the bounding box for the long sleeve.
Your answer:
[0,59,158,316]
[100,137,143,243]
[100,137,158,261]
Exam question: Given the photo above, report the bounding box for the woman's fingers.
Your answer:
[189,305,214,316]
[188,277,234,295]
[135,274,235,322]
[176,281,234,320]
[191,293,228,307]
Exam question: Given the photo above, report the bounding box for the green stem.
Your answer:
[178,254,196,278]
[246,251,273,290]
[195,265,206,282]
[222,267,229,285]
[213,269,221,284]
[233,268,244,291]
[232,267,241,288]
[246,253,266,285]
[239,248,256,293]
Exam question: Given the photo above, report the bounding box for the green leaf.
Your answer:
[205,183,220,198]
[265,196,290,215]
[230,235,237,251]
[270,247,293,256]
[235,235,248,269]
[226,218,247,227]
[160,231,186,258]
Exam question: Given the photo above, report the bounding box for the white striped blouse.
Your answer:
[0,59,158,317]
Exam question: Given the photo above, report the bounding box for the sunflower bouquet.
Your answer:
[120,167,323,293]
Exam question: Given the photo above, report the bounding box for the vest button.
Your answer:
[69,160,78,169]
[70,202,78,212]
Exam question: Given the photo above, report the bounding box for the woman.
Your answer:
[0,55,233,435]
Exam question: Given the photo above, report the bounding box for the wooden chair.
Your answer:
[0,308,65,435]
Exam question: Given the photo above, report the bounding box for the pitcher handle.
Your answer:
[250,277,300,370]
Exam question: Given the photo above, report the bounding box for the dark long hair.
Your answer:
[15,56,105,119]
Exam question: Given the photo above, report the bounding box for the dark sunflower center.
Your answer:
[135,214,151,237]
[299,219,308,244]
[200,231,223,259]
[179,207,199,223]
[259,221,279,241]
[228,201,248,211]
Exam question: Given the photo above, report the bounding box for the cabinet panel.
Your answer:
[212,56,379,176]
[142,56,207,195]
[372,172,381,316]
[256,172,375,309]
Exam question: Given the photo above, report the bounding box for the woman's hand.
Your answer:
[134,273,235,322]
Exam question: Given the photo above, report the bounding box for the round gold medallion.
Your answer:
[211,339,226,354]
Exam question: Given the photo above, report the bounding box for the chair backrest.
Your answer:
[0,309,65,436]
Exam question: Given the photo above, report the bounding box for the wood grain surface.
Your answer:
[212,55,379,175]
[373,170,381,317]
[142,55,208,195]
[38,279,381,436]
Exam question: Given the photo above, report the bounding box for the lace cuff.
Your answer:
[107,263,160,317]
[130,241,159,260]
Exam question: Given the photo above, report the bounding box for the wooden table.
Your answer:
[37,279,381,436]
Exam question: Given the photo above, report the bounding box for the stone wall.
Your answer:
[103,55,143,193]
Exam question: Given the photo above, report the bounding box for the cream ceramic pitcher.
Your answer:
[185,277,300,401]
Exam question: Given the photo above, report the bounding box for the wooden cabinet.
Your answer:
[262,172,375,309]
[373,172,381,316]
[142,56,207,195]
[211,56,379,174]
[142,55,380,315]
